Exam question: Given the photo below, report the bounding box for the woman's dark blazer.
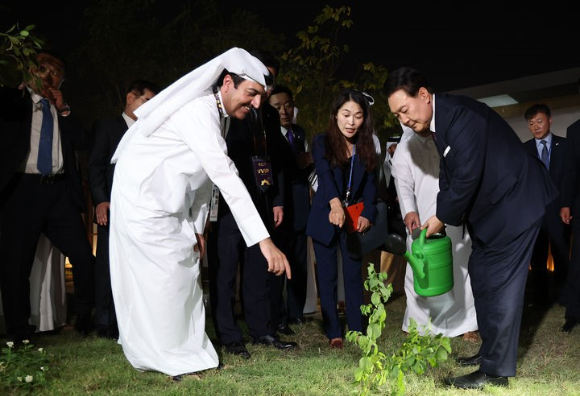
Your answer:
[306,133,377,246]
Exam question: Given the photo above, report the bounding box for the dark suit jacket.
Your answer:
[306,133,377,246]
[433,93,557,247]
[562,119,580,216]
[220,104,285,232]
[0,87,87,211]
[523,134,566,212]
[278,123,313,231]
[88,115,129,206]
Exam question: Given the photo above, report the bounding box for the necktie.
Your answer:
[286,129,296,152]
[37,98,53,175]
[540,140,549,169]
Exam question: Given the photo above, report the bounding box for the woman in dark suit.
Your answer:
[306,89,377,349]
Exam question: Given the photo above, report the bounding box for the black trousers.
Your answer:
[207,211,272,344]
[470,219,541,377]
[529,213,570,304]
[270,224,308,326]
[0,175,95,337]
[94,223,116,330]
[565,218,580,320]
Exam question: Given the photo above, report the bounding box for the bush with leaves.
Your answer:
[346,264,452,396]
[0,23,43,87]
[0,340,50,393]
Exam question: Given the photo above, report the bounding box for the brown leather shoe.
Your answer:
[462,331,479,342]
[329,338,343,349]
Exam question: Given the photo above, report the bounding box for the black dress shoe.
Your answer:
[561,318,578,333]
[288,317,305,325]
[456,353,482,366]
[444,370,508,389]
[96,326,119,340]
[251,334,297,350]
[277,323,295,335]
[10,324,36,346]
[74,312,93,336]
[223,341,251,359]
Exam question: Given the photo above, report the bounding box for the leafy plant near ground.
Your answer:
[346,264,452,395]
[0,340,50,394]
[0,23,44,87]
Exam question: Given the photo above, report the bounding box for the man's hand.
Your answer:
[421,215,444,237]
[259,237,291,279]
[273,206,284,228]
[404,211,420,234]
[95,202,110,226]
[194,233,206,258]
[47,87,65,109]
[297,152,313,169]
[560,207,573,224]
[357,216,371,233]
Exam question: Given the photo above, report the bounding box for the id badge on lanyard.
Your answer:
[209,184,220,222]
[252,156,273,192]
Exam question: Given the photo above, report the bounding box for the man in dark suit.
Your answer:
[523,104,570,307]
[268,85,314,334]
[87,80,160,339]
[0,51,96,341]
[385,67,557,389]
[207,50,296,359]
[559,93,580,332]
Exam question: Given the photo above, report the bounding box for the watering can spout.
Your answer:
[404,251,425,281]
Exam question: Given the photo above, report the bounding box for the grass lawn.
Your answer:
[2,283,580,395]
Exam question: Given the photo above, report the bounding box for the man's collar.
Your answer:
[27,86,44,104]
[535,132,553,144]
[430,93,436,132]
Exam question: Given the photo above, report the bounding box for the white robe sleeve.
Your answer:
[170,98,269,246]
[391,139,418,219]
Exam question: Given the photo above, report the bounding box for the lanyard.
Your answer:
[344,144,356,205]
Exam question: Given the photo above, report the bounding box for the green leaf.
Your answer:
[436,347,448,361]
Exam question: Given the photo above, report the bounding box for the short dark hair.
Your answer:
[249,49,280,76]
[127,79,161,96]
[385,67,433,98]
[214,70,245,90]
[524,103,551,120]
[270,85,293,99]
[37,50,67,72]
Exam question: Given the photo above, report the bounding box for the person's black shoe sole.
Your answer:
[277,324,295,336]
[444,370,508,389]
[251,334,297,350]
[223,341,251,359]
[561,318,578,333]
[456,353,482,366]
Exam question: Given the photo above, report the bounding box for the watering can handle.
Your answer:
[418,228,428,248]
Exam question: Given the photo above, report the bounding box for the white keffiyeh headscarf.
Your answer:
[112,47,269,163]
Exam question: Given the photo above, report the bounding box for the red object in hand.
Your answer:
[344,202,364,233]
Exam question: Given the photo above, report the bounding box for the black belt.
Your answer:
[18,173,67,185]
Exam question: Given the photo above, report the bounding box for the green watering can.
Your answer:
[385,228,454,297]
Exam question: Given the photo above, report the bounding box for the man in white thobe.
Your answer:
[391,126,478,338]
[109,48,290,378]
